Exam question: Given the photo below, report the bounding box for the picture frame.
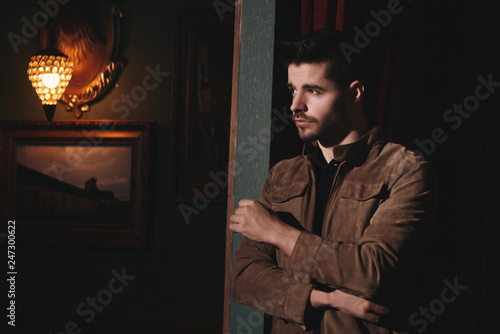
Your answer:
[0,120,156,250]
[170,8,234,203]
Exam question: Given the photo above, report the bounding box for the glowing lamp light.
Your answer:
[41,73,61,89]
[27,47,73,122]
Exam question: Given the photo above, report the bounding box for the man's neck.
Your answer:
[318,127,367,163]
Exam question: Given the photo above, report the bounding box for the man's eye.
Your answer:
[289,89,296,95]
[308,89,319,94]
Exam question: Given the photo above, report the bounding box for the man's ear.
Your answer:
[348,80,365,104]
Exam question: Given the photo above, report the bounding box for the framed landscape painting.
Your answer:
[0,120,156,250]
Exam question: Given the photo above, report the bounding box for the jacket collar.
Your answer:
[302,127,385,164]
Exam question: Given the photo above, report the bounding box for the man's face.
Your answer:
[287,62,348,144]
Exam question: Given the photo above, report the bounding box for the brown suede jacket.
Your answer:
[232,127,438,333]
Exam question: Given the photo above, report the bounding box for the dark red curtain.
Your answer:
[301,0,345,33]
[300,0,402,138]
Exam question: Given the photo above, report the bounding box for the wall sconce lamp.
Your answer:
[27,47,74,122]
[27,0,125,121]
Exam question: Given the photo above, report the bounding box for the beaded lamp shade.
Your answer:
[27,47,74,121]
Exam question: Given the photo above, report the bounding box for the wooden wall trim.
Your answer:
[223,0,242,332]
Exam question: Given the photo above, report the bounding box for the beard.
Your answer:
[293,95,348,144]
[294,115,322,142]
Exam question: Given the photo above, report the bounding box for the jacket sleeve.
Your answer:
[232,170,315,327]
[287,160,438,301]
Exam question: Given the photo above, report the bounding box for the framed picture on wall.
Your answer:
[0,120,156,250]
[171,8,234,203]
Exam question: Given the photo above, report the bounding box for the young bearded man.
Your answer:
[229,29,438,333]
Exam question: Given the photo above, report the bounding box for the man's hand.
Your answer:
[229,199,277,243]
[310,289,389,323]
[229,199,301,256]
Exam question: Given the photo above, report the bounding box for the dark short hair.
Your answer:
[279,29,367,88]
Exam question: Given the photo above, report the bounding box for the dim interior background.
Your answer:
[0,0,498,333]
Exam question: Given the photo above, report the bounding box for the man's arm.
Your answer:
[231,232,389,327]
[230,170,396,326]
[230,200,389,323]
[310,288,388,323]
[232,159,436,312]
[231,235,316,326]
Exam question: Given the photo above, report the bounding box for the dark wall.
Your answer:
[394,1,497,332]
[1,1,229,332]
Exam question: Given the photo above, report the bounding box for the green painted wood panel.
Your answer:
[229,0,276,333]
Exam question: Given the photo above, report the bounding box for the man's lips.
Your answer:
[294,118,313,126]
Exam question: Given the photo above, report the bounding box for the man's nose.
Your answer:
[290,94,307,114]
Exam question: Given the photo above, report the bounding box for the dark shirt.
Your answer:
[312,150,339,236]
[309,150,340,333]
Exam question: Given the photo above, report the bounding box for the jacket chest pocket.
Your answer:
[268,181,309,227]
[329,181,386,242]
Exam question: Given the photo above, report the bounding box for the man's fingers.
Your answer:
[234,206,249,215]
[361,300,389,318]
[228,216,241,232]
[229,214,241,224]
[238,199,251,207]
[238,198,259,207]
[369,303,389,316]
[363,313,381,323]
[228,224,241,233]
[333,290,389,323]
[360,301,389,323]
